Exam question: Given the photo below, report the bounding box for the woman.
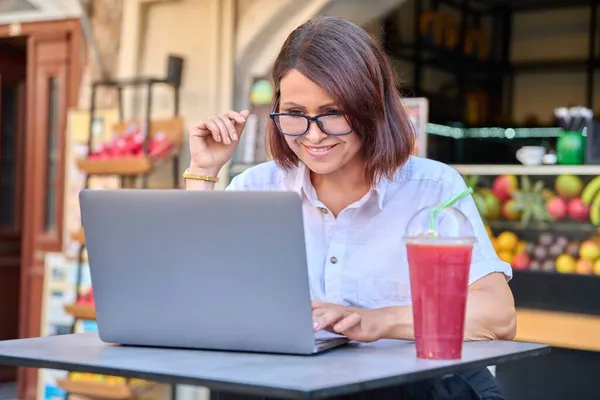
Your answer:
[186,16,515,400]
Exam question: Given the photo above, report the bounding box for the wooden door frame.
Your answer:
[0,45,26,245]
[0,18,84,399]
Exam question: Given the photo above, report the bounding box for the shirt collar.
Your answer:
[292,163,388,211]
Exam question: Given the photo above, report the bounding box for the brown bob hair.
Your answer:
[267,16,415,187]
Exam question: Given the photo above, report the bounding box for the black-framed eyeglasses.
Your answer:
[269,92,353,136]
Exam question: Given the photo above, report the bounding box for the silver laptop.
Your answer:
[79,189,349,355]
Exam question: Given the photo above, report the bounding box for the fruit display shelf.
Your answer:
[468,166,600,305]
[466,165,600,275]
[76,117,184,176]
[465,167,600,399]
[460,163,600,396]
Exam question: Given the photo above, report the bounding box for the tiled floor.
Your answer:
[0,382,16,400]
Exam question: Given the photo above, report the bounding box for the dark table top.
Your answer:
[0,333,549,399]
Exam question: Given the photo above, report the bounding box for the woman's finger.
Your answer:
[211,116,231,145]
[203,117,222,143]
[224,109,248,125]
[189,122,209,138]
[314,309,345,331]
[217,115,239,142]
[333,312,361,333]
[312,308,328,320]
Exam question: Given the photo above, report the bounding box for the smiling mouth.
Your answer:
[303,144,338,152]
[302,143,339,158]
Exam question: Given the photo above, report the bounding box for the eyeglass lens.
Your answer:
[273,114,352,136]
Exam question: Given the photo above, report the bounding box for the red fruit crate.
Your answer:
[76,117,183,176]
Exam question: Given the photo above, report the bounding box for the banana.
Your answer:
[591,192,600,225]
[581,175,600,205]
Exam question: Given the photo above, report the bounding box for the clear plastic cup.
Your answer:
[404,206,476,360]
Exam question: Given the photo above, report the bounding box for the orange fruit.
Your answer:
[496,231,519,252]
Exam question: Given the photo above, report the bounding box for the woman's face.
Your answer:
[278,69,362,176]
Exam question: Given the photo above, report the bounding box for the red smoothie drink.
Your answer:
[406,241,473,359]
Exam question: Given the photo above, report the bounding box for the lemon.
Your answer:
[496,231,519,252]
[555,254,577,274]
[593,259,600,275]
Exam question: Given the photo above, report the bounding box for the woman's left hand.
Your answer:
[312,301,387,343]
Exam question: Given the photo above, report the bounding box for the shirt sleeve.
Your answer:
[224,161,285,192]
[225,174,243,191]
[445,168,513,285]
[225,165,257,191]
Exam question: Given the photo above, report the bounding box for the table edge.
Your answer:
[307,344,551,399]
[0,343,551,399]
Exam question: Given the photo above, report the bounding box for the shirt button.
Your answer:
[330,256,338,264]
[320,207,328,214]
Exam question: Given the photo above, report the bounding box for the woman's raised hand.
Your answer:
[188,110,250,174]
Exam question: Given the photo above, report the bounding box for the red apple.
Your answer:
[546,197,567,221]
[492,175,518,202]
[567,198,590,222]
[512,252,531,270]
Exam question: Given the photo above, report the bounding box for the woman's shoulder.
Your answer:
[226,161,294,191]
[396,156,463,187]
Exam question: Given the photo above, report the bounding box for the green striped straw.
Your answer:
[428,187,474,235]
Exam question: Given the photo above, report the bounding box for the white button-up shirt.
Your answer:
[227,156,512,309]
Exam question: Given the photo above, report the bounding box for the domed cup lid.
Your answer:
[404,187,477,245]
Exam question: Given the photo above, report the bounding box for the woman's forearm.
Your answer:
[379,305,414,340]
[463,275,517,341]
[379,274,516,341]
